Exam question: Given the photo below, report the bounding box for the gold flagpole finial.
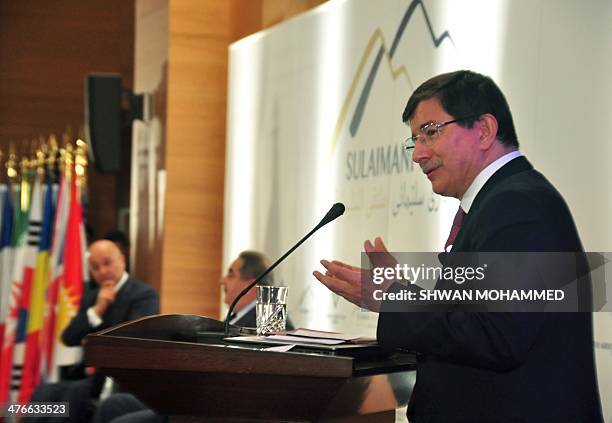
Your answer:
[19,149,33,212]
[35,142,46,178]
[75,138,88,183]
[61,129,72,151]
[58,132,68,175]
[29,138,38,161]
[64,142,74,181]
[49,134,59,152]
[6,143,18,183]
[46,134,59,174]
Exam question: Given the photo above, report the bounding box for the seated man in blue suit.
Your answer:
[30,239,160,423]
[63,239,160,347]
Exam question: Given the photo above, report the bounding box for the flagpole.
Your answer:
[6,144,18,207]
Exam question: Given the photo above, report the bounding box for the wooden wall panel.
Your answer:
[0,0,135,239]
[261,0,328,28]
[230,0,263,42]
[159,0,232,316]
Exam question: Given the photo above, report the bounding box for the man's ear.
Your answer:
[117,253,127,272]
[478,113,499,150]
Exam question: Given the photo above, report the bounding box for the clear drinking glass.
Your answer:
[256,286,288,335]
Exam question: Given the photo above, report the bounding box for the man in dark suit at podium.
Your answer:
[30,239,159,423]
[220,250,271,327]
[221,250,294,330]
[314,71,603,422]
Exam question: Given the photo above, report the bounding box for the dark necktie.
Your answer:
[444,206,465,252]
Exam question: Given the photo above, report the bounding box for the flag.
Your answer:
[56,174,85,353]
[0,182,31,404]
[0,185,3,246]
[0,184,14,359]
[48,173,84,379]
[39,175,69,382]
[19,177,54,402]
[11,178,43,404]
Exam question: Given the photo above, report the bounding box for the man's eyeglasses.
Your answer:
[403,115,481,150]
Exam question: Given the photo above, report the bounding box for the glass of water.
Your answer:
[256,285,288,335]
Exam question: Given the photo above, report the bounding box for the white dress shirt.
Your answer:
[460,150,522,213]
[229,299,256,325]
[86,272,129,327]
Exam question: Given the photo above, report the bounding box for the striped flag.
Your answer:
[39,173,85,382]
[39,175,69,382]
[0,185,3,248]
[0,184,14,361]
[11,177,43,401]
[19,177,54,402]
[0,182,31,404]
[54,175,85,365]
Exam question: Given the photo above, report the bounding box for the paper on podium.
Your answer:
[265,335,344,345]
[264,344,296,352]
[225,330,382,357]
[266,328,376,345]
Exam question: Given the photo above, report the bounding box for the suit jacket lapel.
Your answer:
[452,156,533,251]
[104,277,133,326]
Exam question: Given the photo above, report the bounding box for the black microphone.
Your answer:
[224,202,345,335]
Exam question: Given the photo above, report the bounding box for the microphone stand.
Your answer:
[224,203,345,336]
[225,224,322,335]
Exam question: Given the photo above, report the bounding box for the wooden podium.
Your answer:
[85,314,415,422]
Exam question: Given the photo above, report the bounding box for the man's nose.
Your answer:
[93,273,109,284]
[411,141,432,165]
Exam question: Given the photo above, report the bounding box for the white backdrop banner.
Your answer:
[225,0,611,418]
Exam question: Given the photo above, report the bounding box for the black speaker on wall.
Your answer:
[85,73,147,173]
[85,73,122,173]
